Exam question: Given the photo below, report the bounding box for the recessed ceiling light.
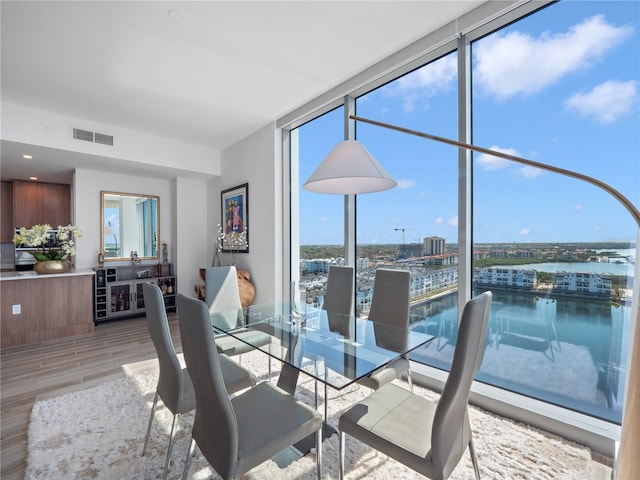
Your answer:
[29,176,38,181]
[22,154,33,159]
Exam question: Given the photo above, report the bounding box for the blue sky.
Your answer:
[299,1,639,246]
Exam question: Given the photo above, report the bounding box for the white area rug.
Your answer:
[26,350,592,479]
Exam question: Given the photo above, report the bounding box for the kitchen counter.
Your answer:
[0,268,94,281]
[1,269,95,347]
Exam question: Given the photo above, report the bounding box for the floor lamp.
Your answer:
[303,114,640,478]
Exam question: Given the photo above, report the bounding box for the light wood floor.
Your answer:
[1,314,613,480]
[1,314,173,480]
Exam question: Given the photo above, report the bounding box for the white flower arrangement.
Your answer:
[13,224,83,261]
[215,224,248,267]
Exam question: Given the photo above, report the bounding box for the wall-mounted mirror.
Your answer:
[100,191,159,261]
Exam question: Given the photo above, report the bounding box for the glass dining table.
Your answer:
[209,302,434,394]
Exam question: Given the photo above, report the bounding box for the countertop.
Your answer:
[0,268,95,281]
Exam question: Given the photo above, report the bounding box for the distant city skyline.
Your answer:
[298,1,639,246]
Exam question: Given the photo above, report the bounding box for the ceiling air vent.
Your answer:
[72,127,114,146]
[73,128,94,142]
[94,132,114,146]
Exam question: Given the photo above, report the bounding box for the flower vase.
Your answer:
[34,260,72,275]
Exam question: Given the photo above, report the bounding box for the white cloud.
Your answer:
[396,179,416,189]
[574,204,583,211]
[319,216,328,223]
[519,228,531,236]
[518,166,543,179]
[448,216,458,227]
[565,80,638,123]
[386,55,457,111]
[435,216,444,225]
[474,15,632,100]
[477,147,543,179]
[476,146,519,171]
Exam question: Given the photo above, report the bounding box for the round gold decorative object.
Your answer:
[34,260,72,275]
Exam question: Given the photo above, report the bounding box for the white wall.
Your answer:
[74,168,173,269]
[175,177,209,297]
[217,122,283,304]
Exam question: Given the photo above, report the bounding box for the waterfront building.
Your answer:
[474,267,537,288]
[409,267,458,297]
[555,271,612,296]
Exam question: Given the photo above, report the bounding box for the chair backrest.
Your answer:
[177,293,239,479]
[323,266,354,315]
[205,266,243,330]
[431,291,492,478]
[143,282,187,413]
[324,266,355,337]
[367,269,411,352]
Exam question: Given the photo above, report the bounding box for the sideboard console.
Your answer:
[93,264,176,323]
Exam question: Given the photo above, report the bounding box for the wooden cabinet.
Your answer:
[1,181,13,242]
[1,272,95,347]
[13,181,43,229]
[42,183,71,227]
[12,180,71,229]
[94,264,176,323]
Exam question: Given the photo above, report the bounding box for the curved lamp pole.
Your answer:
[347,113,639,478]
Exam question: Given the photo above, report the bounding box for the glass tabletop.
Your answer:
[210,302,434,390]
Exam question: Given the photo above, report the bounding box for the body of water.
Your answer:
[410,289,630,423]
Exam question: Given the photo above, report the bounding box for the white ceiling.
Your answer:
[1,1,484,183]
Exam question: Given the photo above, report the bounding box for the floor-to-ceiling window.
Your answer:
[355,52,460,369]
[287,0,638,427]
[470,0,638,424]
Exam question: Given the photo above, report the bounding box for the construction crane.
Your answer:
[394,228,405,245]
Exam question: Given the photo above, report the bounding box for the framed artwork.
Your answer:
[220,183,249,253]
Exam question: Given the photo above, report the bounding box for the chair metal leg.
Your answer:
[469,438,481,480]
[163,413,179,480]
[182,437,196,480]
[314,378,319,409]
[324,382,328,422]
[316,426,323,479]
[338,430,345,480]
[142,391,159,456]
[407,365,414,392]
[314,360,319,409]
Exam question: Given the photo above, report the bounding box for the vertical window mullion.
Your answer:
[345,96,357,269]
[457,34,473,317]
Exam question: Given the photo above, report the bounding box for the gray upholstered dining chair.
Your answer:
[338,291,493,480]
[314,265,355,413]
[141,282,256,480]
[205,267,272,373]
[357,268,413,390]
[177,293,324,480]
[322,265,355,317]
